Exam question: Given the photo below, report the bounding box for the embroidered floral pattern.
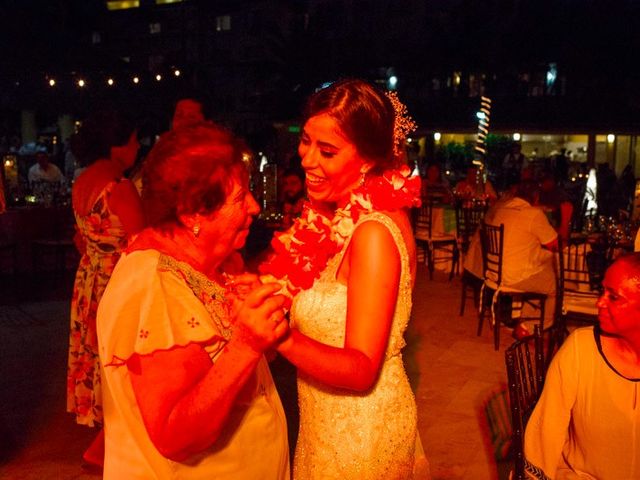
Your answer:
[158,254,233,340]
[259,166,421,296]
[67,181,129,427]
[187,317,200,328]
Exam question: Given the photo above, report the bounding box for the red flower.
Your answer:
[76,396,92,416]
[258,168,421,295]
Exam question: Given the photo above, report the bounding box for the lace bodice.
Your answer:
[291,211,412,356]
[290,211,419,479]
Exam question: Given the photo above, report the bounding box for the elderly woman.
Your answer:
[524,253,640,479]
[97,123,290,478]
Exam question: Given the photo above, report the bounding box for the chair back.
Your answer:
[455,201,487,253]
[556,237,601,323]
[505,325,545,480]
[413,198,437,239]
[479,221,504,286]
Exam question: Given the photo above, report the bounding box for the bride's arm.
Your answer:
[277,221,400,391]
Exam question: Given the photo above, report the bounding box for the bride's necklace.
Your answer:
[259,166,421,297]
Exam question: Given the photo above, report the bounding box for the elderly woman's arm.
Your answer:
[127,283,287,461]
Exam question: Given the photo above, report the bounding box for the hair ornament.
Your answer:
[385,91,417,158]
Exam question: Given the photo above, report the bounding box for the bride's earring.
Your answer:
[192,223,201,238]
[359,167,370,187]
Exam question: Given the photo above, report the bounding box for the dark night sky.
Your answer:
[1,0,639,77]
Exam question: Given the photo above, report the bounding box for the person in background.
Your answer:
[171,98,205,131]
[502,142,526,190]
[28,151,65,184]
[453,166,497,203]
[64,134,81,181]
[97,122,290,479]
[618,163,636,215]
[538,171,573,242]
[423,162,452,203]
[485,180,558,339]
[524,253,640,479]
[596,162,618,217]
[280,166,306,229]
[67,108,145,469]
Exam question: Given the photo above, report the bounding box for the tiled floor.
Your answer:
[0,266,515,479]
[408,267,514,480]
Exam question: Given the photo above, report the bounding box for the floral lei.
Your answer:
[259,165,421,297]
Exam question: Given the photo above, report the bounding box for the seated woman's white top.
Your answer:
[524,327,640,479]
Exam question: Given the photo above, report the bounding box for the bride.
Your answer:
[261,79,429,479]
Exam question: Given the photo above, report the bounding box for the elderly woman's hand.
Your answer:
[225,272,261,299]
[232,283,289,355]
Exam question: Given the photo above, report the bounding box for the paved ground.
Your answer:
[0,266,514,479]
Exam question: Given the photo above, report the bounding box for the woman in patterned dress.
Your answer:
[67,108,145,467]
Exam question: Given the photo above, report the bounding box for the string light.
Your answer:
[155,74,162,81]
[174,69,181,77]
[48,78,56,87]
[474,96,492,156]
[77,79,86,88]
[133,76,139,84]
[107,78,114,86]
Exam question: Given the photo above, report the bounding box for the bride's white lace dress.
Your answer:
[290,211,428,479]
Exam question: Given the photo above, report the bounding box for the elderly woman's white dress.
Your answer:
[97,249,290,479]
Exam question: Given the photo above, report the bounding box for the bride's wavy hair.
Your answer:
[303,79,397,174]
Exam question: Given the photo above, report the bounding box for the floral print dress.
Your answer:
[67,180,128,426]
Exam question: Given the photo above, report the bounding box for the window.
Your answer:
[149,22,161,34]
[216,15,231,32]
[156,0,183,4]
[106,1,140,11]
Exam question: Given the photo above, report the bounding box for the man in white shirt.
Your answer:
[28,152,65,184]
[486,180,558,337]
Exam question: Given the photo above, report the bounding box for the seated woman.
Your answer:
[453,166,497,204]
[524,253,640,479]
[423,163,452,204]
[97,123,290,479]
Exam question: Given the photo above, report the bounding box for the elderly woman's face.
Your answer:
[200,177,260,255]
[597,261,640,336]
[299,113,367,205]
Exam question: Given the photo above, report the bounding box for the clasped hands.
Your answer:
[225,273,291,355]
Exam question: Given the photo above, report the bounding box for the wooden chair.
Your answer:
[456,201,487,315]
[478,222,547,350]
[505,325,545,480]
[551,237,601,351]
[455,201,487,254]
[414,198,459,280]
